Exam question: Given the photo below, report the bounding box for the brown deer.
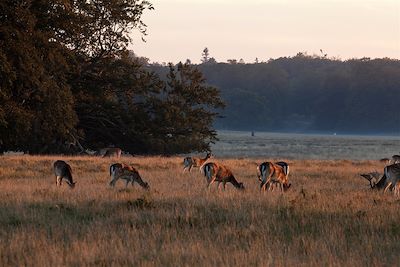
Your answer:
[102,148,122,158]
[257,161,291,192]
[53,160,76,188]
[202,162,244,190]
[109,163,149,190]
[183,152,213,172]
[360,163,400,196]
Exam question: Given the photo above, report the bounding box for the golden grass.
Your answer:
[0,155,399,266]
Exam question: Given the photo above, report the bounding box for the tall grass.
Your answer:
[0,155,399,266]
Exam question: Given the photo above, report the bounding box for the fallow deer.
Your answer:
[202,162,244,190]
[53,160,76,188]
[183,152,213,172]
[109,163,149,190]
[257,162,291,192]
[391,155,400,164]
[275,161,290,178]
[102,148,122,158]
[360,163,400,196]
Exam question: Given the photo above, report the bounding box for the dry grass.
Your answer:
[0,155,399,266]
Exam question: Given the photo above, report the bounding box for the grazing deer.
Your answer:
[53,160,76,188]
[183,152,213,172]
[275,161,290,178]
[109,163,149,190]
[102,148,122,158]
[391,155,400,164]
[202,162,244,190]
[360,163,400,196]
[257,162,291,192]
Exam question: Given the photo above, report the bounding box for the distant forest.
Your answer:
[152,54,400,134]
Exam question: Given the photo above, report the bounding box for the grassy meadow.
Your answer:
[0,155,400,266]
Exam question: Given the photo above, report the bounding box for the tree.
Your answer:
[154,62,225,153]
[0,0,78,153]
[201,47,210,64]
[0,0,154,153]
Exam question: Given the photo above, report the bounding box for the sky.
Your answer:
[129,0,400,64]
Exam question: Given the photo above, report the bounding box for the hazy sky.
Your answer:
[129,0,400,63]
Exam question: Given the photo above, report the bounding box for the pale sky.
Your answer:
[129,0,400,64]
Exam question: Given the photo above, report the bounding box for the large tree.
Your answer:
[0,0,78,153]
[154,62,225,153]
[0,0,154,153]
[1,1,225,154]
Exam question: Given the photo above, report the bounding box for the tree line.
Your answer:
[0,1,224,154]
[154,53,400,135]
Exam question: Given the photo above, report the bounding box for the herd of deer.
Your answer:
[53,151,400,196]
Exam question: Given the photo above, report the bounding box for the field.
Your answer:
[1,154,400,266]
[212,130,400,159]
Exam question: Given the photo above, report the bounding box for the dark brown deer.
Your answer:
[53,160,76,188]
[202,162,244,190]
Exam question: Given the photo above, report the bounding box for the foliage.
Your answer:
[0,0,223,154]
[155,62,225,153]
[194,55,400,134]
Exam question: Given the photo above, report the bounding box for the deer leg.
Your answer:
[56,176,62,186]
[384,182,392,193]
[267,182,272,191]
[259,181,265,192]
[207,176,217,189]
[267,180,273,192]
[223,182,226,191]
[109,178,116,187]
[125,179,130,188]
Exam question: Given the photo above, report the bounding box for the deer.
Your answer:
[257,161,291,192]
[202,162,244,190]
[183,152,213,172]
[275,161,290,178]
[391,155,400,164]
[102,148,122,158]
[360,163,400,196]
[53,160,76,188]
[109,163,149,190]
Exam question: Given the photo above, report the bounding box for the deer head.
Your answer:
[283,183,292,192]
[360,172,380,189]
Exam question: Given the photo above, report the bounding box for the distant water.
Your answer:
[211,130,400,160]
